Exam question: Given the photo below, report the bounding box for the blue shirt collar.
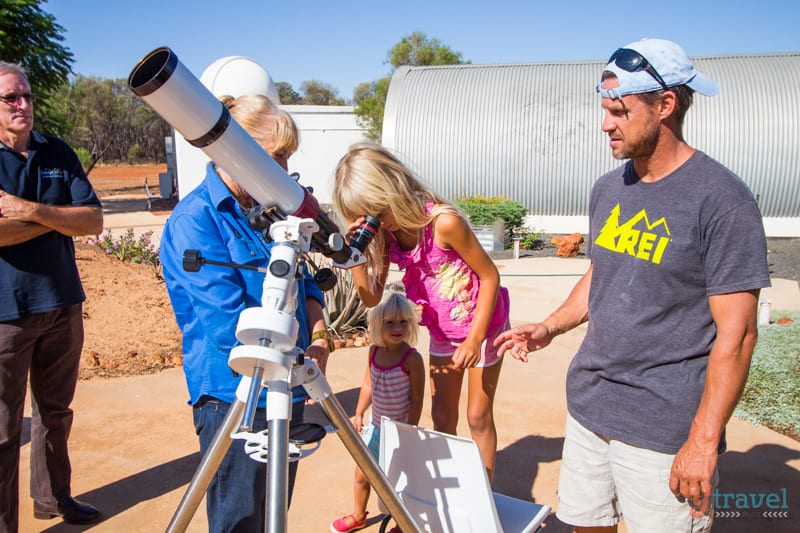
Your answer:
[0,130,46,153]
[205,163,240,212]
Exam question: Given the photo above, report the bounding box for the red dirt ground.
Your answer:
[79,164,182,380]
[88,163,167,196]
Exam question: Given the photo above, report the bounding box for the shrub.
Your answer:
[127,143,146,163]
[89,228,162,277]
[75,147,92,171]
[516,227,544,249]
[735,310,800,439]
[454,195,527,234]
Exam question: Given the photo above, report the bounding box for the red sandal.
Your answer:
[330,512,368,533]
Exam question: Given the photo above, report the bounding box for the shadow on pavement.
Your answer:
[21,417,30,447]
[38,452,201,532]
[493,440,800,532]
[101,196,150,214]
[495,434,564,500]
[101,196,176,215]
[304,387,361,429]
[715,443,799,531]
[495,434,570,532]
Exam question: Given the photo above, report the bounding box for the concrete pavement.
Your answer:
[16,203,800,532]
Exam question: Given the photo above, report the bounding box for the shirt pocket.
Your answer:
[227,226,269,267]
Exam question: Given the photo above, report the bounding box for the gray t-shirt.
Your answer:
[567,151,771,454]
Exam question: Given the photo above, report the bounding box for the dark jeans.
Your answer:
[0,305,83,533]
[193,396,304,533]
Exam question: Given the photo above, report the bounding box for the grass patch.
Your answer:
[734,310,800,440]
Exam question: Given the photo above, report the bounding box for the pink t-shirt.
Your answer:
[387,205,510,343]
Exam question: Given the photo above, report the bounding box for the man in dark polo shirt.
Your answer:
[0,61,104,531]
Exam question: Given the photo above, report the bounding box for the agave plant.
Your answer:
[306,253,368,339]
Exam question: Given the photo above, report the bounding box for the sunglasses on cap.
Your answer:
[608,48,669,91]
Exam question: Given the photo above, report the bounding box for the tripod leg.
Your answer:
[166,398,245,533]
[302,359,419,532]
[266,381,290,533]
[319,394,420,533]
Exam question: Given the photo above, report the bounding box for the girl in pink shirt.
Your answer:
[332,143,510,484]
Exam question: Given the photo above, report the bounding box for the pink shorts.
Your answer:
[428,320,509,368]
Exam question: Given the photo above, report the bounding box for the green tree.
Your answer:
[388,32,466,68]
[352,78,390,141]
[276,81,301,104]
[300,79,346,105]
[48,75,170,168]
[0,0,73,134]
[130,96,170,163]
[36,77,72,138]
[354,32,468,141]
[63,76,135,166]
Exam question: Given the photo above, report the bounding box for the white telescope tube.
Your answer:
[129,47,353,263]
[128,47,303,214]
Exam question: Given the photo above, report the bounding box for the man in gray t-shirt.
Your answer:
[495,39,770,532]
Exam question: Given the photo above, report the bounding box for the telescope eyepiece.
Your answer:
[349,216,381,253]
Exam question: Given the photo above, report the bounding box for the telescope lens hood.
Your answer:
[128,47,179,97]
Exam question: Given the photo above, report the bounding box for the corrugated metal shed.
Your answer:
[382,54,800,236]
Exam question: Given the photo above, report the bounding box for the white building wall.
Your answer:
[174,105,366,206]
[282,105,367,205]
[383,55,800,237]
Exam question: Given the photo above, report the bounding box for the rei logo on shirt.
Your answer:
[594,204,671,264]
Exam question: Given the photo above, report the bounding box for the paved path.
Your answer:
[16,205,800,532]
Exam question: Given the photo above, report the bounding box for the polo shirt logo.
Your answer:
[41,168,66,180]
[594,203,671,264]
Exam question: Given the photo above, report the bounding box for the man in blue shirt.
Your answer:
[160,94,332,532]
[0,61,104,529]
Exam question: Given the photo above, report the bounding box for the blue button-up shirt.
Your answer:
[160,164,324,406]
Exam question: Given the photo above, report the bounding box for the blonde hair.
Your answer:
[219,94,299,158]
[333,142,460,289]
[366,288,419,347]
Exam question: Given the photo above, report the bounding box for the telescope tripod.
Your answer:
[166,216,417,533]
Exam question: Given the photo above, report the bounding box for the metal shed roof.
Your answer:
[382,53,800,236]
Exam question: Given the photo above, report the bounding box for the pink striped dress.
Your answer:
[369,345,414,428]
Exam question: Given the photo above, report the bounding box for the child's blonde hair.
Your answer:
[366,285,419,347]
[333,143,461,290]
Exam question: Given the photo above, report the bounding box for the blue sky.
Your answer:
[47,0,799,100]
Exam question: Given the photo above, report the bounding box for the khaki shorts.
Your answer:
[557,414,715,532]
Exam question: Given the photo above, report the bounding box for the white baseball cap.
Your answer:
[597,38,719,99]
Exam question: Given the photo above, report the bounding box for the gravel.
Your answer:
[766,237,800,284]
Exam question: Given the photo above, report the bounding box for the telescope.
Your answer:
[127,46,357,266]
[128,48,417,533]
